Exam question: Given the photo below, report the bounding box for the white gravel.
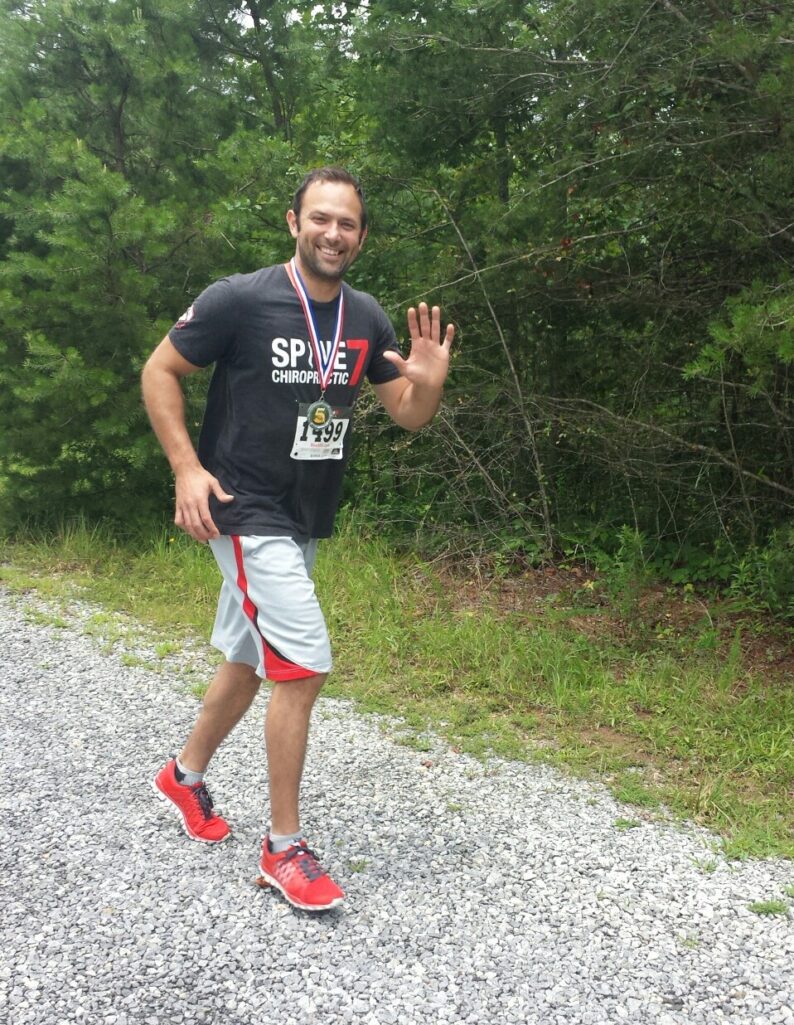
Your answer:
[1,585,792,1025]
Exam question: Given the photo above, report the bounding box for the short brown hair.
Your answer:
[291,167,368,232]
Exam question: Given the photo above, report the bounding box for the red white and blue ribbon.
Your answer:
[285,257,345,392]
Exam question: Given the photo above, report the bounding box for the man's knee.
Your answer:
[294,671,327,694]
[202,660,260,708]
[274,672,327,706]
[227,659,261,684]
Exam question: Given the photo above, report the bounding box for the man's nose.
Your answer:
[323,221,341,242]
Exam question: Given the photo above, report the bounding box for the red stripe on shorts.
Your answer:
[230,536,317,680]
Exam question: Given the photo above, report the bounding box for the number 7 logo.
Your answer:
[346,339,369,386]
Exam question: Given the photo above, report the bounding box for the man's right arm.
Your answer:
[141,336,233,542]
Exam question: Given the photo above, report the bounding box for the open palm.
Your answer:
[383,302,454,388]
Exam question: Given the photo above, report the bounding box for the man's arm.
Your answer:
[373,303,454,431]
[141,336,233,541]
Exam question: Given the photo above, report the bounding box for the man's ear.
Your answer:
[359,226,368,247]
[286,209,299,238]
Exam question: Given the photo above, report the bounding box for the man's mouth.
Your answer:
[318,245,343,258]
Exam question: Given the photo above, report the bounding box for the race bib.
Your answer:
[290,403,351,460]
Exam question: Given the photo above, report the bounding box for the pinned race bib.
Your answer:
[291,403,352,460]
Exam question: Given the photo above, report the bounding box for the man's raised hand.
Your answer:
[382,303,454,390]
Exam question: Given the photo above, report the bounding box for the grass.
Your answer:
[1,516,792,859]
[747,900,790,917]
[614,818,641,831]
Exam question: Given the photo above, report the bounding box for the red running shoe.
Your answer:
[256,837,345,911]
[152,758,231,843]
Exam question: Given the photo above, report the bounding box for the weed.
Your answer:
[24,608,67,629]
[613,772,660,809]
[348,859,369,873]
[748,900,789,917]
[614,818,641,831]
[598,526,651,630]
[120,653,150,668]
[396,734,433,753]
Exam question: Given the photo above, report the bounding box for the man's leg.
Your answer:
[257,671,344,911]
[153,659,259,843]
[265,673,326,835]
[180,659,261,773]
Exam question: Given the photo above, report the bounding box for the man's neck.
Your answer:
[292,255,342,303]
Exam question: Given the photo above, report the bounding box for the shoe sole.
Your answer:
[255,870,344,912]
[151,778,231,844]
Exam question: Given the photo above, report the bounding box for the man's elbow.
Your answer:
[396,409,438,432]
[140,355,159,395]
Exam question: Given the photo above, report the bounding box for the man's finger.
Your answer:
[211,480,235,504]
[418,302,431,338]
[431,306,442,342]
[180,500,218,541]
[382,350,408,373]
[197,505,220,539]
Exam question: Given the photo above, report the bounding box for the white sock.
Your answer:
[269,830,303,853]
[175,757,204,787]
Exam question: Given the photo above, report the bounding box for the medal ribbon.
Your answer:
[285,258,344,393]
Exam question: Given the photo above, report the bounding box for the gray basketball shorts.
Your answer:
[208,535,332,681]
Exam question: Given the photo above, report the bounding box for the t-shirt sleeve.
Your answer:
[168,278,236,368]
[366,303,403,385]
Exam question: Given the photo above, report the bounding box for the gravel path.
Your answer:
[1,585,792,1025]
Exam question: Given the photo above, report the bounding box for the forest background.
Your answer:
[2,0,794,860]
[0,0,793,615]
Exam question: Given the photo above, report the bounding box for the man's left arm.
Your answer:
[373,302,455,431]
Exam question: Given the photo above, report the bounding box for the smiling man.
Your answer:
[141,167,454,912]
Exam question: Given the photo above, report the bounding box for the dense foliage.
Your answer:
[1,0,792,611]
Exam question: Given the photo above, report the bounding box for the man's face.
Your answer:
[287,181,367,285]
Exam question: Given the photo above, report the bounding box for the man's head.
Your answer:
[287,168,368,291]
[291,167,368,233]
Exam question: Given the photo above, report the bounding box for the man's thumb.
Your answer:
[212,480,234,503]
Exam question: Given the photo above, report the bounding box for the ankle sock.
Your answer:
[174,757,204,787]
[269,830,303,854]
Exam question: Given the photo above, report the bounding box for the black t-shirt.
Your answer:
[168,264,400,539]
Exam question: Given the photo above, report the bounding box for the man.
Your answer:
[141,167,454,912]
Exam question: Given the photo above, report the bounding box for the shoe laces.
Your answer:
[283,843,326,882]
[190,782,215,820]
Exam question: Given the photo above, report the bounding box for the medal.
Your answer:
[306,399,334,427]
[285,258,344,416]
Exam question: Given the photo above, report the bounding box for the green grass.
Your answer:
[748,900,790,917]
[1,517,792,858]
[614,818,641,831]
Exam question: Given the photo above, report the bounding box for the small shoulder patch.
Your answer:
[174,305,195,328]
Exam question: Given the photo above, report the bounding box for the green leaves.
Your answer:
[0,0,791,608]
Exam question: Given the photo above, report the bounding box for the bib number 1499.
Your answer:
[290,403,352,461]
[299,419,345,444]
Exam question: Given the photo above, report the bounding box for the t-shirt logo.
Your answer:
[270,337,369,388]
[175,305,195,329]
